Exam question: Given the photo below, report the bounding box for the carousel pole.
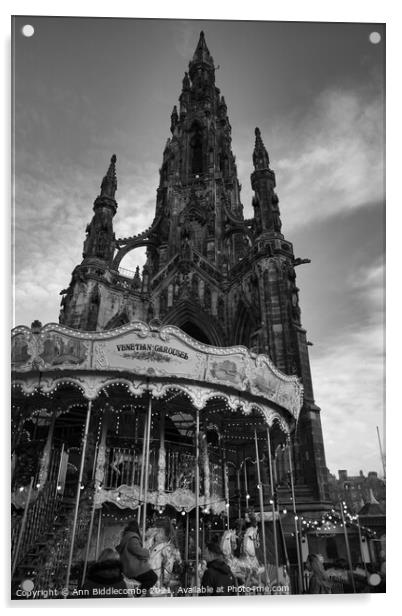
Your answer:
[54,443,65,499]
[184,511,189,587]
[157,407,166,498]
[236,470,241,520]
[11,476,34,577]
[266,426,280,585]
[195,407,200,595]
[141,392,153,542]
[137,405,148,524]
[339,501,356,593]
[243,459,249,511]
[95,508,102,560]
[81,503,97,586]
[286,436,303,594]
[65,399,92,591]
[81,412,104,586]
[222,441,230,529]
[254,430,268,586]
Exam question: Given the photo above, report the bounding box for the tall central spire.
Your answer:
[190,30,214,68]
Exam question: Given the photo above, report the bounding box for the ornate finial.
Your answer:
[182,72,190,89]
[100,154,117,199]
[253,127,270,170]
[191,31,214,68]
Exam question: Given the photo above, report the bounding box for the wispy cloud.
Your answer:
[311,258,385,475]
[236,87,384,229]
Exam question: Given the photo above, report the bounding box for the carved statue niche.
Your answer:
[217,297,225,321]
[159,289,168,316]
[271,191,282,232]
[86,285,100,331]
[252,195,262,235]
[204,285,211,311]
[248,272,260,309]
[191,273,199,299]
[190,122,204,176]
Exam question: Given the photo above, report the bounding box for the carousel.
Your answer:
[11,319,303,597]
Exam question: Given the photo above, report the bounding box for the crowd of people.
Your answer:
[80,519,243,598]
[79,518,385,598]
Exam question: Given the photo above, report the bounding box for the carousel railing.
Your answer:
[165,443,196,492]
[103,442,224,497]
[104,445,159,491]
[11,447,63,570]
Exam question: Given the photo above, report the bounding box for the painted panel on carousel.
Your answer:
[93,330,206,379]
[12,325,91,371]
[11,321,303,419]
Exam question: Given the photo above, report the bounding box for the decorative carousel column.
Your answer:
[200,431,210,509]
[195,407,200,595]
[222,441,230,528]
[157,408,166,501]
[94,408,110,491]
[137,405,148,525]
[141,394,153,542]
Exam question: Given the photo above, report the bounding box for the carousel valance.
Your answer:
[12,321,303,420]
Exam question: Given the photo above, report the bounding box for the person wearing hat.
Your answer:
[116,520,157,594]
[201,542,237,596]
[82,548,127,598]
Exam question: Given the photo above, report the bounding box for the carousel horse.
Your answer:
[220,526,267,588]
[145,527,182,591]
[220,529,247,582]
[241,524,267,586]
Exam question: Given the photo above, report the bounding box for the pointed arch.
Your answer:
[162,300,225,346]
[233,300,258,347]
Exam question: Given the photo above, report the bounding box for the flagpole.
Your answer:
[376,426,386,480]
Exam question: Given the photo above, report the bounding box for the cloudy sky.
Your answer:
[12,17,385,478]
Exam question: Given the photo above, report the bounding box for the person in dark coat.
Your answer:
[116,519,157,593]
[82,548,127,598]
[201,542,237,596]
[305,553,332,594]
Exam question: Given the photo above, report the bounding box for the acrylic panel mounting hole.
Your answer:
[22,24,35,37]
[369,31,381,44]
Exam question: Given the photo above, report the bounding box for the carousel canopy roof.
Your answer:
[12,321,303,423]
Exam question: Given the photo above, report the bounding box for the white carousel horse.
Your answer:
[220,529,247,582]
[145,527,182,591]
[220,527,267,588]
[241,524,267,586]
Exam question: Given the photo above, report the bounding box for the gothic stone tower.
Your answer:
[59,32,329,506]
